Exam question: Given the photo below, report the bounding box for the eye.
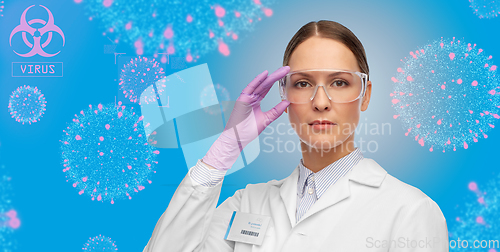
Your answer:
[331,79,349,87]
[294,81,312,88]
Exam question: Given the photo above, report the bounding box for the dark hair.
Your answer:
[282,20,369,80]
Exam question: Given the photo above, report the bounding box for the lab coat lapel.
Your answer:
[279,164,300,228]
[294,158,387,225]
[296,168,352,225]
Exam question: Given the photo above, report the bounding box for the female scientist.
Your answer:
[143,20,449,252]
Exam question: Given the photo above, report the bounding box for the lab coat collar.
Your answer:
[279,157,387,228]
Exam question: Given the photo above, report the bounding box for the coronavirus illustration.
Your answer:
[200,83,230,115]
[0,164,19,252]
[450,178,500,251]
[8,85,47,125]
[390,37,500,152]
[119,56,166,104]
[75,0,276,60]
[469,0,500,19]
[82,235,118,251]
[0,210,20,230]
[60,102,159,204]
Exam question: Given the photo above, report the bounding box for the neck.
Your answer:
[300,134,356,173]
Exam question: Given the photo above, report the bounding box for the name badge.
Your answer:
[224,211,271,246]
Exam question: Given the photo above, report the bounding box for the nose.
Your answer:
[312,85,331,111]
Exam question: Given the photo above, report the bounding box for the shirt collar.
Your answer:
[297,147,364,198]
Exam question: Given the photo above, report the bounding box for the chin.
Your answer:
[299,135,345,150]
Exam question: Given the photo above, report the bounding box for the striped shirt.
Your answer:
[189,159,227,187]
[295,147,363,223]
[189,148,363,223]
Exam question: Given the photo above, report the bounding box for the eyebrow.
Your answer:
[293,71,347,78]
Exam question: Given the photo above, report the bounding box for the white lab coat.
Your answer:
[143,157,449,252]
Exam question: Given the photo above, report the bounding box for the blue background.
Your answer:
[0,0,499,251]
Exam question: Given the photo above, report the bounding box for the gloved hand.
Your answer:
[202,66,291,171]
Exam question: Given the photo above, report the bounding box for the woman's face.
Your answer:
[285,36,372,150]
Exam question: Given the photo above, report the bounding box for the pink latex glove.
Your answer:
[202,66,291,171]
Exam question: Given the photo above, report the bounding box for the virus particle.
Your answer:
[119,56,166,105]
[469,0,500,19]
[200,83,230,115]
[8,85,47,125]
[0,164,19,252]
[77,0,276,60]
[390,37,500,152]
[0,1,4,17]
[0,210,20,230]
[82,235,118,251]
[450,178,500,251]
[60,101,159,204]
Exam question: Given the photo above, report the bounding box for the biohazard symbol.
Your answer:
[9,5,65,57]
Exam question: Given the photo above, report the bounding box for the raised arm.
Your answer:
[143,66,290,251]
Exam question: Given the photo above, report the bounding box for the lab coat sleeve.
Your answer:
[143,159,242,252]
[390,196,449,252]
[190,159,227,187]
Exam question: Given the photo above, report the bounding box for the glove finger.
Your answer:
[241,70,268,95]
[263,100,290,128]
[253,66,290,96]
[259,78,279,99]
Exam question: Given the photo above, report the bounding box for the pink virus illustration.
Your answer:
[469,0,500,19]
[76,0,276,60]
[0,210,20,230]
[8,85,47,125]
[82,234,118,251]
[450,178,500,251]
[0,164,19,252]
[119,56,166,105]
[390,37,500,152]
[0,1,4,17]
[60,102,159,204]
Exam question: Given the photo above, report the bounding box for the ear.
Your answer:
[361,80,372,112]
[282,99,288,113]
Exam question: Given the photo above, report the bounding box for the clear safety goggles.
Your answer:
[279,68,368,104]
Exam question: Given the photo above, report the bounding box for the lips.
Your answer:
[309,120,336,125]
